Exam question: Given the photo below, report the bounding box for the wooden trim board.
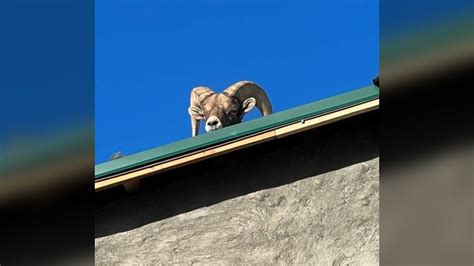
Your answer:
[275,99,379,138]
[95,131,276,191]
[95,99,379,191]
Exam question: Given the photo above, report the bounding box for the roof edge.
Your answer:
[95,84,379,179]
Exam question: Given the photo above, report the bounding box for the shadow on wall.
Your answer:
[95,110,379,238]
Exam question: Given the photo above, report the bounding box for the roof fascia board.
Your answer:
[95,99,379,191]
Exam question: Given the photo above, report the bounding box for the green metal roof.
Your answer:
[95,85,379,179]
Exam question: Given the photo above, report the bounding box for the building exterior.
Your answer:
[95,84,379,264]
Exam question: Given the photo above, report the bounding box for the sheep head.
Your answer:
[188,81,273,137]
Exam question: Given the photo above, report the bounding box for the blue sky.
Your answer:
[95,0,379,164]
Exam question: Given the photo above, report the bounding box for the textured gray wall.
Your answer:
[96,111,379,265]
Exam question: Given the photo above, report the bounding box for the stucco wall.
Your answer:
[95,111,379,265]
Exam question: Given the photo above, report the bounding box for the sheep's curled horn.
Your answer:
[223,81,273,116]
[188,81,273,137]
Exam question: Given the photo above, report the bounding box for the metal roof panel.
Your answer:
[95,85,379,179]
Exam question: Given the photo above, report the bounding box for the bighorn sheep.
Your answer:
[188,81,273,136]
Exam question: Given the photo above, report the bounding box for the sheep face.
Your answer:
[191,93,256,132]
[189,81,272,137]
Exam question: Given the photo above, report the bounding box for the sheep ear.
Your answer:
[242,97,256,114]
[189,106,205,120]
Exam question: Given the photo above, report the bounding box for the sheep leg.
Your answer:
[191,118,200,137]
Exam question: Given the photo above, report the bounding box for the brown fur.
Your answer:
[188,81,272,136]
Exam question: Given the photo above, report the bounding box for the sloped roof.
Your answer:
[95,84,379,191]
